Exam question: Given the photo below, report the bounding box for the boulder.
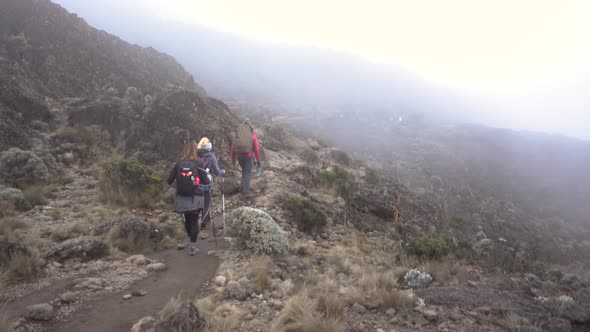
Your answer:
[126,254,150,266]
[44,238,108,262]
[226,207,288,255]
[131,316,157,332]
[60,291,77,303]
[213,275,227,287]
[162,302,205,332]
[146,262,167,272]
[225,280,248,301]
[0,148,48,187]
[25,303,54,321]
[108,215,176,252]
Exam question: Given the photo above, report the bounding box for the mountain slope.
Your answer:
[0,0,238,160]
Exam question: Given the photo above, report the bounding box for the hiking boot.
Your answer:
[189,246,199,256]
[199,230,209,239]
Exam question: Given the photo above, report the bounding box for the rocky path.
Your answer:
[45,241,222,332]
[6,240,222,332]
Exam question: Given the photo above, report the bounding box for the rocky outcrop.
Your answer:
[44,238,108,262]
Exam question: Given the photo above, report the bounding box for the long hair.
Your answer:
[181,139,198,160]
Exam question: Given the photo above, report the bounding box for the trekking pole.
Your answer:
[221,175,226,230]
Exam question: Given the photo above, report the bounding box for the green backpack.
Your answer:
[234,123,254,153]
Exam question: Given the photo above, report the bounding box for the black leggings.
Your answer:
[184,210,201,243]
[201,191,211,229]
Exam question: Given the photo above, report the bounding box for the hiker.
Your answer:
[230,119,261,194]
[196,137,224,239]
[167,140,212,255]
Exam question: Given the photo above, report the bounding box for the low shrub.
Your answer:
[319,165,355,200]
[365,166,384,185]
[99,159,162,208]
[226,207,288,255]
[406,236,449,260]
[283,197,328,235]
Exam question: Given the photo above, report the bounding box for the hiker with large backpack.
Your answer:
[167,139,212,255]
[196,137,224,239]
[230,120,261,194]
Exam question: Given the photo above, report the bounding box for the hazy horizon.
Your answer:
[52,0,590,140]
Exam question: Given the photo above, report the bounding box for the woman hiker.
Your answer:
[167,139,212,255]
[196,137,224,239]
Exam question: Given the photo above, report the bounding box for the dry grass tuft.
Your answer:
[207,303,244,332]
[273,291,347,332]
[0,201,16,218]
[51,222,91,242]
[107,226,155,254]
[22,185,57,206]
[0,268,8,300]
[247,256,273,294]
[0,217,30,239]
[2,248,41,283]
[159,295,183,322]
[0,309,9,332]
[501,311,522,331]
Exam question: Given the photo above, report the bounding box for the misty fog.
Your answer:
[52,0,590,140]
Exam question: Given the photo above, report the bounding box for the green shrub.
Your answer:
[365,166,384,185]
[108,73,129,95]
[406,236,449,260]
[452,240,473,259]
[319,165,355,200]
[100,159,162,208]
[283,197,328,235]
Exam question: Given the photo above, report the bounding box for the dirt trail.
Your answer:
[37,240,223,332]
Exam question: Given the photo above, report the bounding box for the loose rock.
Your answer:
[146,262,167,272]
[26,303,54,321]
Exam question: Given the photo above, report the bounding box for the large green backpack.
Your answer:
[234,123,254,154]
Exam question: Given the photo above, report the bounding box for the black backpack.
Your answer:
[176,160,210,196]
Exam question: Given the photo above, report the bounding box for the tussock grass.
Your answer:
[0,201,16,218]
[107,226,154,254]
[159,295,183,322]
[247,256,273,294]
[51,222,91,242]
[1,248,41,283]
[273,291,347,332]
[0,268,8,299]
[0,310,9,332]
[22,185,51,206]
[501,311,522,331]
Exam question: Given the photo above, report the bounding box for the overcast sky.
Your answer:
[53,0,590,139]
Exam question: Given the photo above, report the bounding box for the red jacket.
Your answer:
[230,133,261,162]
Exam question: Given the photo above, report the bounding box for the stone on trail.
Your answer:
[126,254,150,266]
[25,303,54,321]
[213,275,227,287]
[123,294,133,300]
[225,280,248,301]
[146,262,167,272]
[177,243,186,250]
[60,291,77,303]
[131,316,157,332]
[132,290,148,297]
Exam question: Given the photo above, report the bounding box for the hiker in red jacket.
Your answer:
[230,120,261,194]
